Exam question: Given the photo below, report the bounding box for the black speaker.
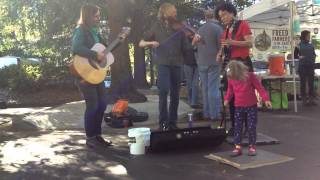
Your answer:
[149,126,227,152]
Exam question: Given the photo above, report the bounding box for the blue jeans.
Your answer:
[299,64,315,98]
[183,65,199,105]
[78,81,108,138]
[198,65,221,119]
[157,65,181,127]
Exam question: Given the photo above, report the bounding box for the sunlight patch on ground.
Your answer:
[0,130,130,178]
[106,164,128,175]
[80,161,128,176]
[0,131,84,172]
[0,107,51,115]
[0,116,12,128]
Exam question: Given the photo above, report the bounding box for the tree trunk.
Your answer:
[133,39,149,88]
[132,0,149,88]
[105,0,146,103]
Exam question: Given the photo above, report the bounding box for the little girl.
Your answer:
[224,60,272,156]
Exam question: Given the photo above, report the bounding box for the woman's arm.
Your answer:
[139,23,160,48]
[71,28,97,60]
[251,73,269,102]
[139,40,160,48]
[224,79,234,105]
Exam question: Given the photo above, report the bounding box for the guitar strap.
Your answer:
[231,20,242,41]
[72,26,99,71]
[221,20,243,90]
[82,26,102,69]
[80,25,106,49]
[81,26,94,48]
[69,26,92,77]
[222,20,242,61]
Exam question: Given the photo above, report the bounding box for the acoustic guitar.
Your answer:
[70,27,131,84]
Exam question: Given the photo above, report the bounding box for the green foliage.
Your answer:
[312,37,320,49]
[0,64,41,92]
[0,65,19,88]
[312,37,320,62]
[0,0,257,92]
[24,64,41,81]
[39,61,72,84]
[0,0,106,90]
[0,0,108,61]
[0,62,74,92]
[233,0,255,10]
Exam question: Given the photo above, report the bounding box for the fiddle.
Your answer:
[168,17,206,46]
[167,17,198,39]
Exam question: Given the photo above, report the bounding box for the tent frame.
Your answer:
[240,0,300,112]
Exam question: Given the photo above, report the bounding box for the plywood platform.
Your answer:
[205,149,293,170]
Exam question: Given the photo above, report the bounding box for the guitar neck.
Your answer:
[104,37,122,54]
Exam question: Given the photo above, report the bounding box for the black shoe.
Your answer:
[96,135,112,146]
[158,124,169,131]
[86,136,112,149]
[168,124,179,130]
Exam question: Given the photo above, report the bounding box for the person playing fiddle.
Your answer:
[139,3,192,131]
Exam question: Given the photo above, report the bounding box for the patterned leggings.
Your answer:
[233,105,258,146]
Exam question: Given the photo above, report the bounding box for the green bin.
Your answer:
[271,92,288,110]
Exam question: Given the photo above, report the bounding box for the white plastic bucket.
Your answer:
[128,127,151,155]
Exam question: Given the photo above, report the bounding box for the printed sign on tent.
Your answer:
[271,29,290,51]
[252,28,290,60]
[252,28,272,61]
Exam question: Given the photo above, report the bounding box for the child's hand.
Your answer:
[224,100,229,107]
[265,101,272,109]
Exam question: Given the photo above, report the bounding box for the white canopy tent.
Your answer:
[239,0,320,112]
[239,0,320,29]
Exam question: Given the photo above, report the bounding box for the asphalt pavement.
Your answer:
[1,91,320,180]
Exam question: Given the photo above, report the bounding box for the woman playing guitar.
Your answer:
[216,2,253,71]
[71,4,112,149]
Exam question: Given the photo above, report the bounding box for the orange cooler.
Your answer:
[268,54,285,76]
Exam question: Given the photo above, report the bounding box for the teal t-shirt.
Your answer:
[89,27,100,43]
[71,26,100,60]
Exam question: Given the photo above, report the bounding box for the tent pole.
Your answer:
[290,1,298,113]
